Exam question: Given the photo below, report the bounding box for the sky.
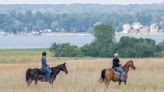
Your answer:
[0,0,163,4]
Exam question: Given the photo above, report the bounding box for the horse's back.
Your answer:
[105,68,121,82]
[105,68,114,75]
[30,68,47,75]
[26,68,39,78]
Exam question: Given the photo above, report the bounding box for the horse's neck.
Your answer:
[52,67,61,75]
[123,64,129,75]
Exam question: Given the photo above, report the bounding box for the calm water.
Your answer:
[0,35,94,49]
[0,34,163,49]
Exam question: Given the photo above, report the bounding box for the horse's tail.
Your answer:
[26,68,33,82]
[98,69,106,83]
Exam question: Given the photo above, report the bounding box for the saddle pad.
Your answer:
[113,70,120,75]
[38,69,47,75]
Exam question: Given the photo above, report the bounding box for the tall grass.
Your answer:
[0,49,164,92]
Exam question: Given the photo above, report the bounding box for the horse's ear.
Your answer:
[63,62,66,65]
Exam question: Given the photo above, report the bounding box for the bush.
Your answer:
[118,37,157,57]
[50,43,82,57]
[156,40,164,57]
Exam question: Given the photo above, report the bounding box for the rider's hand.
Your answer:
[47,65,50,68]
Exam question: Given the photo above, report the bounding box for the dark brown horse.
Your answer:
[99,60,136,87]
[26,63,68,86]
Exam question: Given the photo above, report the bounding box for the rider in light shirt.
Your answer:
[41,52,52,81]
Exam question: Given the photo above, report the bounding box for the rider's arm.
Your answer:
[118,59,123,67]
[47,64,50,68]
[46,59,50,68]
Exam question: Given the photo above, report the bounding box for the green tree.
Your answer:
[157,40,164,57]
[50,21,60,32]
[81,23,116,57]
[93,23,115,44]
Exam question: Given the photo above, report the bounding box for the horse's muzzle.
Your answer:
[133,66,136,70]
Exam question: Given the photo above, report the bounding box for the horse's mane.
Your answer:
[51,64,63,70]
[123,60,133,68]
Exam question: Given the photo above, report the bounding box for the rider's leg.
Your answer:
[119,67,124,81]
[114,67,124,81]
[43,68,52,81]
[47,68,52,80]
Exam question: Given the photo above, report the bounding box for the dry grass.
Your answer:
[0,56,164,92]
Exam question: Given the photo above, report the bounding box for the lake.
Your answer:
[0,33,163,49]
[0,35,94,49]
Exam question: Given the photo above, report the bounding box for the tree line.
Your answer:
[50,23,164,58]
[0,4,164,33]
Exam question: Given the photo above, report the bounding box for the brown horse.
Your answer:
[99,60,136,87]
[26,63,68,86]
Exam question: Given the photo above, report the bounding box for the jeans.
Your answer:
[113,67,124,81]
[43,67,52,81]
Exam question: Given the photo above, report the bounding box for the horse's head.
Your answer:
[127,60,136,70]
[60,63,68,74]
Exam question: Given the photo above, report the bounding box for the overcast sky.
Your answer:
[0,0,163,4]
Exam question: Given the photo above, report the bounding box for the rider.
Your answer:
[41,52,52,81]
[112,53,124,82]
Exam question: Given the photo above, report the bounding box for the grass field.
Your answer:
[0,49,164,92]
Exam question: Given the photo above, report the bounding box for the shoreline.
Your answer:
[0,32,164,36]
[0,32,92,36]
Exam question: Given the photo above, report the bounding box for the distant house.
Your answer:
[0,30,7,36]
[40,29,52,33]
[122,24,131,33]
[132,22,143,30]
[121,22,163,34]
[150,23,159,33]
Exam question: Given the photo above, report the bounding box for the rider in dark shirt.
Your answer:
[112,57,120,68]
[112,53,124,81]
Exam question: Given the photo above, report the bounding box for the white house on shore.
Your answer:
[121,22,163,34]
[0,30,7,36]
[132,22,143,30]
[150,23,159,33]
[122,24,131,33]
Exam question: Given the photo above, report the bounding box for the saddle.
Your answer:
[38,69,47,75]
[112,69,121,75]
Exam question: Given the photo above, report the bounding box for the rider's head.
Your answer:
[114,53,119,58]
[42,52,46,56]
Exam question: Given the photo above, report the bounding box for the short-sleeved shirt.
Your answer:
[112,57,120,68]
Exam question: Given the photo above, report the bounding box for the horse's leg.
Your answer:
[119,80,122,85]
[105,80,108,87]
[105,76,112,87]
[35,79,38,85]
[106,81,110,88]
[50,76,56,86]
[104,80,109,87]
[124,80,127,85]
[27,79,33,86]
[49,81,53,86]
[51,81,54,86]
